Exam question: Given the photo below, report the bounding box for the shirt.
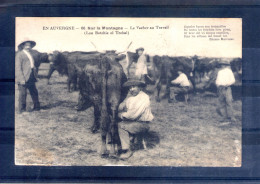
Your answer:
[120,91,154,122]
[216,67,235,87]
[23,49,35,68]
[171,73,191,87]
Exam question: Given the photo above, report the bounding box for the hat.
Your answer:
[136,47,144,52]
[123,77,146,88]
[218,59,231,65]
[18,38,36,50]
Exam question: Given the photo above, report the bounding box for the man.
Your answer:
[135,47,148,80]
[118,78,154,159]
[204,59,236,123]
[215,59,236,123]
[15,38,40,113]
[169,67,192,103]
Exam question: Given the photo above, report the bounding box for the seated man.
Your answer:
[169,68,192,103]
[118,78,154,159]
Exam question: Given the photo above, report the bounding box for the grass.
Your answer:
[15,62,241,166]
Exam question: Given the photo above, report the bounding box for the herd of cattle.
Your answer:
[17,50,242,158]
[45,50,242,101]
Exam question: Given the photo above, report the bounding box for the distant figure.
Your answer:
[15,38,40,113]
[169,67,192,103]
[135,47,148,80]
[118,78,154,159]
[215,60,236,123]
[204,59,236,123]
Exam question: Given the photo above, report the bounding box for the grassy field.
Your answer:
[15,61,242,166]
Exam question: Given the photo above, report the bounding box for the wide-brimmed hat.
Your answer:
[18,38,36,50]
[218,59,231,65]
[123,77,146,88]
[136,47,144,52]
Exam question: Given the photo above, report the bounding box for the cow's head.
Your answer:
[230,58,242,73]
[104,52,126,63]
[115,54,126,62]
[48,51,68,75]
[39,52,49,63]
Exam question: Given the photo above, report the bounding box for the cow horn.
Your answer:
[90,41,98,51]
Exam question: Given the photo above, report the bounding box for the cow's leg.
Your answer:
[100,110,109,158]
[46,66,55,85]
[109,109,121,158]
[155,78,161,102]
[100,133,108,158]
[156,82,162,102]
[91,104,100,133]
[184,93,189,104]
[67,77,71,93]
[72,75,77,91]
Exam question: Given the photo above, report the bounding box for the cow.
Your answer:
[192,56,219,93]
[47,51,101,91]
[192,57,242,93]
[77,54,128,157]
[192,57,242,99]
[149,55,194,102]
[48,51,128,157]
[47,51,126,92]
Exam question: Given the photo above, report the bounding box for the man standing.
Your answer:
[204,59,236,123]
[215,59,236,122]
[118,78,154,159]
[135,47,148,80]
[169,67,192,103]
[15,39,40,113]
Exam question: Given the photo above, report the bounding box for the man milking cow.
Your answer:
[169,66,192,103]
[118,77,154,159]
[15,38,41,113]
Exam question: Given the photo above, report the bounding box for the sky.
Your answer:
[16,17,242,58]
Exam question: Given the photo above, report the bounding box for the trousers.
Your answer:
[18,72,40,111]
[217,86,234,119]
[119,120,150,150]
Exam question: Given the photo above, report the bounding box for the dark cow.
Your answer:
[47,51,101,91]
[192,57,242,95]
[230,57,242,86]
[77,54,128,157]
[47,51,126,92]
[191,57,242,100]
[149,55,194,102]
[192,56,219,93]
[48,51,128,157]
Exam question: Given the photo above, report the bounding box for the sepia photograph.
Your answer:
[15,17,242,166]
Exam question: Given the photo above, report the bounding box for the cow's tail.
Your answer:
[99,56,111,156]
[100,56,110,135]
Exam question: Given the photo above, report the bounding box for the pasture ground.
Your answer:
[15,62,242,166]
